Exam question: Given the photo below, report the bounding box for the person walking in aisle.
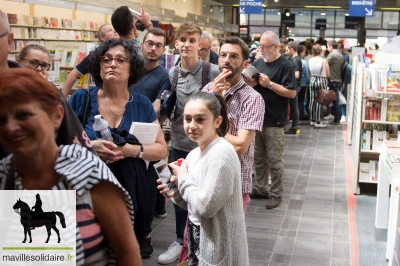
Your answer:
[251,31,296,209]
[0,11,94,160]
[309,44,331,127]
[202,36,265,211]
[129,27,172,258]
[324,40,344,125]
[61,23,119,96]
[298,44,310,120]
[338,42,349,123]
[159,92,250,266]
[157,22,220,265]
[285,41,302,135]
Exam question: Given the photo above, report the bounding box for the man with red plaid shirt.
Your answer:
[203,36,265,211]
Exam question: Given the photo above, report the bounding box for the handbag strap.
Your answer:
[5,160,15,190]
[81,88,90,126]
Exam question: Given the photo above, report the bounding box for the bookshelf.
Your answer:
[349,51,400,194]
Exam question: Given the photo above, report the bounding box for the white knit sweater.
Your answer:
[173,137,249,266]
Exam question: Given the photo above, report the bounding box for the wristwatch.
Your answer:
[267,81,273,90]
[138,145,144,159]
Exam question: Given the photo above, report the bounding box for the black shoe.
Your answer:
[154,208,168,218]
[265,196,282,209]
[140,237,153,259]
[249,189,269,199]
[284,127,300,135]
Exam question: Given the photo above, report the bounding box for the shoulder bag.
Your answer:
[315,59,337,105]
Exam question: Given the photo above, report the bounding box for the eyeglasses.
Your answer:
[200,47,210,52]
[219,52,243,61]
[100,56,129,66]
[144,41,164,50]
[21,59,51,71]
[0,31,8,38]
[259,44,276,51]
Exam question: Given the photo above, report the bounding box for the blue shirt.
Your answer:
[69,86,157,140]
[129,65,171,102]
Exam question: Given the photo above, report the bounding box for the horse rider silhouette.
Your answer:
[13,196,66,243]
[30,193,44,230]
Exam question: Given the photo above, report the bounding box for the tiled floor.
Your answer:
[144,122,353,266]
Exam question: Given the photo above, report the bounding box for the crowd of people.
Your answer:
[0,4,351,266]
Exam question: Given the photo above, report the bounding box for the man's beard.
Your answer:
[145,53,162,62]
[262,52,275,62]
[220,63,243,79]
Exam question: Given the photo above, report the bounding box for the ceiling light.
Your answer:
[304,6,341,8]
[321,12,326,15]
[345,13,349,16]
[380,8,400,10]
[277,11,281,15]
[219,6,223,11]
[286,11,290,16]
[262,3,267,7]
[274,0,279,2]
[210,7,213,11]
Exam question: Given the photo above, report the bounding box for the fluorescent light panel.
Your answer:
[304,6,341,8]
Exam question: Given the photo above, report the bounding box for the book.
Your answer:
[381,98,388,121]
[76,52,86,65]
[363,130,371,151]
[129,122,159,145]
[387,100,400,122]
[369,160,377,181]
[359,162,370,181]
[380,141,400,157]
[386,154,400,171]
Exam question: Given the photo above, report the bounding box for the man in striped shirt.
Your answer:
[202,36,265,211]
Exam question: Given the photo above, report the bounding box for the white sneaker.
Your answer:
[324,114,334,120]
[158,241,182,264]
[314,122,327,128]
[310,121,315,126]
[340,115,346,123]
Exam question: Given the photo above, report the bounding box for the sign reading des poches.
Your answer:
[239,0,263,15]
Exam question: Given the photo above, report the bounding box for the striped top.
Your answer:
[0,144,134,266]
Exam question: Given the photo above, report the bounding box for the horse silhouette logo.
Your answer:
[13,194,66,243]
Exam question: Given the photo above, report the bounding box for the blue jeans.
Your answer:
[341,83,347,116]
[330,81,342,123]
[172,148,189,241]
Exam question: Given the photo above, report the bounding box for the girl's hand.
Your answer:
[91,139,124,164]
[168,159,187,183]
[156,178,178,198]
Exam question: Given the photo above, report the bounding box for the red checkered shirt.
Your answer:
[203,78,265,194]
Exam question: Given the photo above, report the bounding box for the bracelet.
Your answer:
[144,23,152,28]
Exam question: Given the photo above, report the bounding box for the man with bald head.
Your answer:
[251,31,296,209]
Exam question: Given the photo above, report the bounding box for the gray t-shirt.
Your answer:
[169,59,220,152]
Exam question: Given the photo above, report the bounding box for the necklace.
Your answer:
[102,89,133,116]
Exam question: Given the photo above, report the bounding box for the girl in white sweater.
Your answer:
[161,92,249,266]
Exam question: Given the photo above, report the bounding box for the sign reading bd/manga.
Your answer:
[0,191,76,266]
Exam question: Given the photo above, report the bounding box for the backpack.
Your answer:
[160,62,212,118]
[341,61,353,84]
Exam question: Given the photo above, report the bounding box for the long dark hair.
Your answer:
[185,92,229,137]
